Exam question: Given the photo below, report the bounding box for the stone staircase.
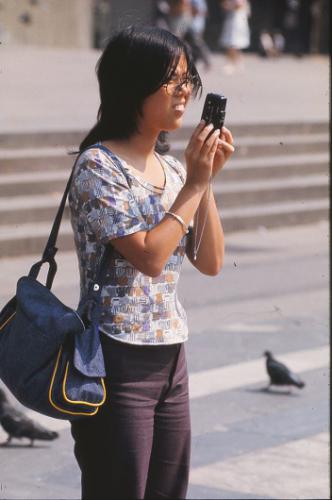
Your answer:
[0,122,328,258]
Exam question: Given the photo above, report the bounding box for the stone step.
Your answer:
[0,132,328,174]
[0,194,69,224]
[218,153,328,181]
[0,122,328,148]
[171,121,329,140]
[220,199,329,232]
[0,132,85,149]
[0,198,328,258]
[0,152,328,196]
[0,221,74,259]
[171,133,328,159]
[0,122,328,257]
[0,174,328,225]
[213,174,328,207]
[0,149,75,173]
[0,172,68,196]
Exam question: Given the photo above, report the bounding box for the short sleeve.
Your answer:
[71,148,147,244]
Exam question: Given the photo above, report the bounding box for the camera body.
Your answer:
[201,93,227,135]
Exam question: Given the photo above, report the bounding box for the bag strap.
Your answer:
[28,145,109,289]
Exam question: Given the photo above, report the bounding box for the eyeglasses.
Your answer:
[163,76,197,96]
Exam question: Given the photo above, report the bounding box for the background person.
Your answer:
[163,0,210,68]
[165,0,193,38]
[219,0,251,74]
[190,0,212,69]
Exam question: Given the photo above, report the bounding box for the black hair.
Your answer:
[79,25,202,153]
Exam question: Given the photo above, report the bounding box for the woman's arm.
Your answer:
[185,125,234,275]
[110,168,209,278]
[185,187,224,275]
[110,122,233,277]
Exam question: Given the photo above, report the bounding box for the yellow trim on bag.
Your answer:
[48,345,105,417]
[0,310,106,418]
[0,312,16,332]
[62,359,106,407]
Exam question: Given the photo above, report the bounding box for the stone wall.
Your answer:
[0,0,93,48]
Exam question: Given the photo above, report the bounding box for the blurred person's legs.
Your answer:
[259,31,275,57]
[223,46,245,74]
[184,28,211,69]
[71,337,191,500]
[226,46,241,63]
[259,31,285,57]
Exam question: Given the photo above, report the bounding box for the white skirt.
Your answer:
[219,9,250,49]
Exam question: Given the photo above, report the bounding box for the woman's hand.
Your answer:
[211,126,235,178]
[184,120,221,190]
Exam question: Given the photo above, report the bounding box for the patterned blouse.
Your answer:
[68,145,189,345]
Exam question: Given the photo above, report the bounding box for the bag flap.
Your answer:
[73,321,106,378]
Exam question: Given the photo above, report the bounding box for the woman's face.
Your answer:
[139,54,193,134]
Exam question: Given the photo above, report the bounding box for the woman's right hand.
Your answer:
[184,120,221,190]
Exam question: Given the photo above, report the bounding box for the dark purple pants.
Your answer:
[71,335,191,500]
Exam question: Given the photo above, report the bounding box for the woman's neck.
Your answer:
[105,129,160,165]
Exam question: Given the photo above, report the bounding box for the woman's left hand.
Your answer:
[211,126,235,178]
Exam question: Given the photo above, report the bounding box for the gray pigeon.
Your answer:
[0,388,59,446]
[264,351,305,390]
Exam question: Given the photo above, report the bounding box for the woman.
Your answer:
[219,0,250,74]
[69,25,234,500]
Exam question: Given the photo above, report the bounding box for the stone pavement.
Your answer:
[0,221,329,499]
[0,44,329,500]
[0,48,329,133]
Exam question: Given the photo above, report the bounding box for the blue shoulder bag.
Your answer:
[0,147,110,420]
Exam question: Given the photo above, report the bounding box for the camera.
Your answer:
[201,93,227,138]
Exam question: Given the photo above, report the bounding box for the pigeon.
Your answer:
[0,388,59,446]
[263,351,305,391]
